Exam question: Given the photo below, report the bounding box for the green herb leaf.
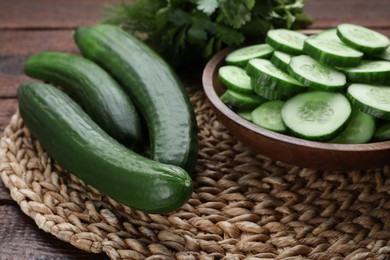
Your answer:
[197,0,218,14]
[104,0,312,67]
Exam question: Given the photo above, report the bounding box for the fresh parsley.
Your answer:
[104,0,312,67]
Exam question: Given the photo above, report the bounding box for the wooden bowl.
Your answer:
[202,45,390,171]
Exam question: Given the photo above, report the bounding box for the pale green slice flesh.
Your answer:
[347,83,390,119]
[251,101,286,133]
[281,91,351,141]
[330,109,375,144]
[218,65,253,94]
[288,55,346,89]
[225,44,274,67]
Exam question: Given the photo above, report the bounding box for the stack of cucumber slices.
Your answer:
[218,23,390,143]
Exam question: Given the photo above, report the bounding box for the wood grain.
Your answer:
[0,204,108,259]
[305,0,390,28]
[0,30,78,56]
[0,182,12,202]
[0,0,126,29]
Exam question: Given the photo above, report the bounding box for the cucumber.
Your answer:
[237,109,253,122]
[246,58,306,97]
[377,46,390,61]
[74,24,198,173]
[309,28,343,44]
[225,44,274,67]
[220,89,266,110]
[266,29,308,55]
[251,101,286,133]
[18,82,193,214]
[339,60,390,84]
[347,83,390,120]
[330,109,375,144]
[270,51,293,72]
[288,55,346,91]
[218,65,253,94]
[281,91,352,141]
[303,38,363,67]
[24,52,143,146]
[250,79,290,101]
[337,23,390,55]
[373,121,390,141]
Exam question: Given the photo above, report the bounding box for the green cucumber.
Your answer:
[18,82,193,214]
[225,44,274,67]
[250,79,290,101]
[377,46,390,61]
[24,52,143,146]
[220,89,266,110]
[309,28,343,43]
[218,65,253,94]
[347,83,390,120]
[270,51,293,72]
[281,91,352,141]
[237,109,253,122]
[330,109,375,144]
[74,24,198,173]
[266,29,308,55]
[288,55,346,91]
[246,58,306,98]
[373,121,390,141]
[339,60,390,84]
[303,38,363,67]
[337,23,390,55]
[251,101,286,133]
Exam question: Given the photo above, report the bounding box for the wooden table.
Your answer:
[0,0,389,258]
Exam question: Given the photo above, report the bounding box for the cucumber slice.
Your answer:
[347,83,390,120]
[339,60,390,84]
[281,91,352,141]
[266,29,308,55]
[220,89,266,110]
[330,109,375,144]
[373,121,390,141]
[270,51,293,72]
[225,44,274,67]
[337,23,390,55]
[288,55,347,91]
[251,101,286,133]
[310,28,343,44]
[250,79,290,101]
[304,38,363,67]
[218,65,253,94]
[377,46,390,61]
[246,59,305,97]
[237,109,253,122]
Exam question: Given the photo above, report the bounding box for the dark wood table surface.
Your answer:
[0,0,389,259]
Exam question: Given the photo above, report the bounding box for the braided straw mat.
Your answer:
[1,86,390,260]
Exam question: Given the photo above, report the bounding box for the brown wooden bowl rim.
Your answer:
[202,36,390,154]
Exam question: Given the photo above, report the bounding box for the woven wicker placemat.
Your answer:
[1,87,390,259]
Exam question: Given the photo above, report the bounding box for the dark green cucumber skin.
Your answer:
[303,40,362,67]
[18,82,193,214]
[74,24,198,173]
[346,91,390,120]
[24,52,143,146]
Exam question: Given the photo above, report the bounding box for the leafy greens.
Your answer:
[105,0,312,67]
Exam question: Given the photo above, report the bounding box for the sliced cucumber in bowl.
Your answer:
[347,83,390,120]
[281,91,352,141]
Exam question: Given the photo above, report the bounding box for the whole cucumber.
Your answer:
[24,52,143,146]
[18,82,193,214]
[74,24,198,173]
